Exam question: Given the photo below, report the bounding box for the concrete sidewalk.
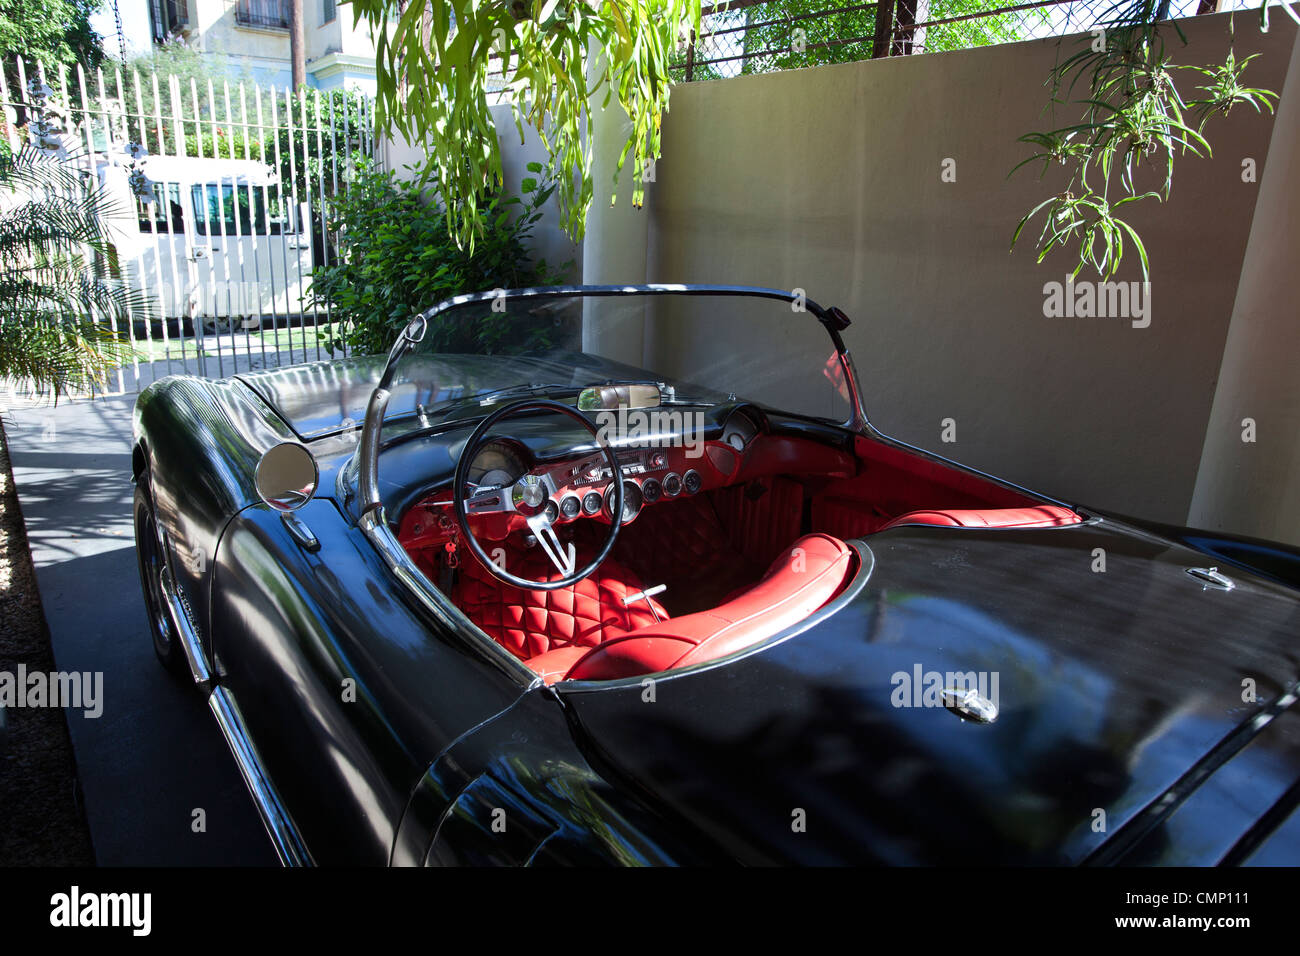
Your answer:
[1,394,274,865]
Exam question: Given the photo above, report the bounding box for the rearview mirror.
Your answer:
[578,384,662,411]
[255,442,318,513]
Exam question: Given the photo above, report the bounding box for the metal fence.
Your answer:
[1,55,374,401]
[673,0,1263,80]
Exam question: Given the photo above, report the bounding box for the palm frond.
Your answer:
[0,145,142,399]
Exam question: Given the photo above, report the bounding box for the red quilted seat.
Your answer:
[878,505,1081,531]
[532,533,854,683]
[453,547,668,663]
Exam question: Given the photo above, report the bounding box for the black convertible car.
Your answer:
[132,284,1300,865]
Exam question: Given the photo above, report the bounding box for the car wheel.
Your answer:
[133,471,188,678]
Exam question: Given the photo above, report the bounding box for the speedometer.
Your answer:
[603,479,643,523]
[467,440,528,487]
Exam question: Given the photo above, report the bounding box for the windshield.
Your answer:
[384,287,854,424]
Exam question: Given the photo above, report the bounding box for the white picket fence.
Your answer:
[1,54,375,400]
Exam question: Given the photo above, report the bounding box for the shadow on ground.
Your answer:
[2,395,274,865]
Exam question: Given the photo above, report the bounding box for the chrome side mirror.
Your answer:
[255,442,318,513]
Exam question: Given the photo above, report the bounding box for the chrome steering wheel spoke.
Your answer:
[463,483,512,515]
[452,399,625,591]
[526,512,576,577]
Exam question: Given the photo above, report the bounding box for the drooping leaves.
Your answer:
[350,0,701,250]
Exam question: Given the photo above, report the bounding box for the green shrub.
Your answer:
[310,159,570,357]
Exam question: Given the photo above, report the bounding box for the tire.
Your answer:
[133,470,189,679]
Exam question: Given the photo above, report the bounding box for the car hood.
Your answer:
[562,518,1300,864]
[236,351,691,441]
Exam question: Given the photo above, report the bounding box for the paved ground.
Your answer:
[1,393,275,865]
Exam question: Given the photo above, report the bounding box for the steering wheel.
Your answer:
[453,399,625,591]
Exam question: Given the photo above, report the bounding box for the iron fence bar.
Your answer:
[213,77,247,376]
[871,0,895,55]
[132,66,171,379]
[289,86,309,366]
[101,63,143,391]
[324,90,342,361]
[689,30,878,68]
[148,70,179,376]
[119,63,152,388]
[267,86,290,365]
[701,0,879,39]
[896,0,1078,33]
[240,80,271,372]
[314,87,328,363]
[190,75,220,378]
[74,63,125,395]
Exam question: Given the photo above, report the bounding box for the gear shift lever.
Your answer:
[621,583,667,623]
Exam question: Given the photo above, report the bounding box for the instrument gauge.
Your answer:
[721,409,761,453]
[560,495,582,519]
[467,440,528,487]
[662,472,683,497]
[543,499,560,524]
[641,477,662,503]
[683,470,702,495]
[582,491,603,516]
[604,480,643,523]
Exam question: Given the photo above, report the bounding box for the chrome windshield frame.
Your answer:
[353,283,867,515]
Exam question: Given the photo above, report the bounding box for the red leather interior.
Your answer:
[879,505,1080,531]
[710,476,805,572]
[452,547,668,662]
[401,421,1084,685]
[560,533,854,682]
[810,435,1073,538]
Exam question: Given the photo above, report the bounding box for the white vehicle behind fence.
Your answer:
[98,155,319,334]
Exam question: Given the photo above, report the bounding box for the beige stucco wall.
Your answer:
[582,12,1296,529]
[1188,28,1300,545]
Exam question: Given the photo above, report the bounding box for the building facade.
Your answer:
[139,0,382,93]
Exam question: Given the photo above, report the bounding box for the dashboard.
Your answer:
[419,406,770,536]
[392,403,858,558]
[466,439,721,527]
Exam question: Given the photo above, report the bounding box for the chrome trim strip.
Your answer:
[159,563,212,691]
[357,386,392,514]
[839,349,869,432]
[1186,566,1236,591]
[208,687,314,866]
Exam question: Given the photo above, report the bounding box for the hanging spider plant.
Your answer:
[1011,0,1288,282]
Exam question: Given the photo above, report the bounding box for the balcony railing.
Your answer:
[236,0,290,29]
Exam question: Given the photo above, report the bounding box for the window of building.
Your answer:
[149,0,190,42]
[323,0,336,24]
[235,0,290,30]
